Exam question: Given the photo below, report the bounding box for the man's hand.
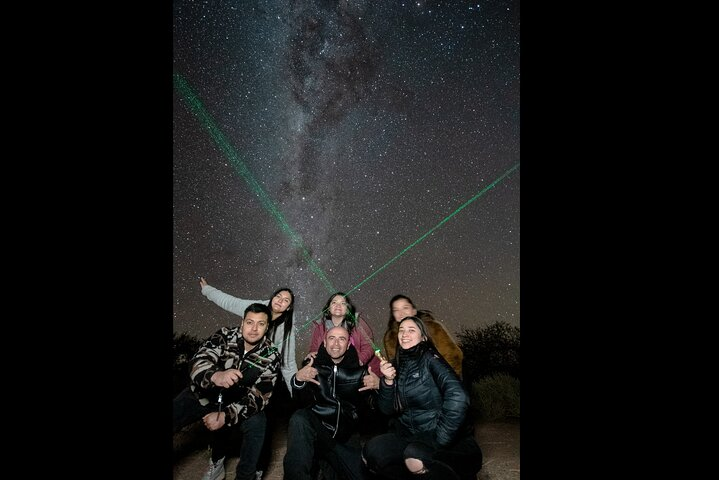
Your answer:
[202,411,225,431]
[199,277,209,289]
[359,366,380,391]
[296,355,320,385]
[211,369,243,388]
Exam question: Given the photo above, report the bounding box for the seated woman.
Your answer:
[362,315,482,480]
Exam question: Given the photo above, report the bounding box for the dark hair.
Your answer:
[393,315,438,358]
[244,302,272,321]
[387,294,417,329]
[267,288,294,366]
[399,315,431,339]
[322,291,358,333]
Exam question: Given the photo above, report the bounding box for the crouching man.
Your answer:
[283,326,379,480]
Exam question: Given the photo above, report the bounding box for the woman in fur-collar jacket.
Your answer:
[382,294,464,377]
[363,316,482,480]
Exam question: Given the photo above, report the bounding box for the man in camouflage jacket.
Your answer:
[173,302,280,480]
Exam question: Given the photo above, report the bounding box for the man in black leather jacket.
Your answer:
[283,326,378,480]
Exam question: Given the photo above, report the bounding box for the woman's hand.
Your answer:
[379,360,396,381]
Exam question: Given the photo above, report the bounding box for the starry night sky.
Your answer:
[172,0,520,355]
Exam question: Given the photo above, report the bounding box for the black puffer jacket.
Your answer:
[378,341,469,447]
[291,344,370,443]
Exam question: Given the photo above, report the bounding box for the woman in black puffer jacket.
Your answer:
[362,316,482,480]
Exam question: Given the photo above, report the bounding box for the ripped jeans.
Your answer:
[362,430,482,480]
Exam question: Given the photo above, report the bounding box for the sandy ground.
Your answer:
[173,417,519,480]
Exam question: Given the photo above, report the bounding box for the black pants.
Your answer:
[256,375,297,472]
[173,386,267,480]
[283,408,364,480]
[362,430,483,480]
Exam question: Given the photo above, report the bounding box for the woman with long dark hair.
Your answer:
[383,294,463,377]
[363,315,482,480]
[307,291,377,369]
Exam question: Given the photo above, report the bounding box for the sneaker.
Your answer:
[255,471,263,480]
[201,456,225,480]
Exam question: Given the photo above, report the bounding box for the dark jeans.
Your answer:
[283,408,364,480]
[173,387,267,480]
[362,431,483,480]
[257,375,297,472]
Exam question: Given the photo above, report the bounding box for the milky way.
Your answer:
[173,0,520,357]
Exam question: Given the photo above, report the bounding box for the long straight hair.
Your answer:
[321,291,358,334]
[268,287,294,366]
[391,315,439,412]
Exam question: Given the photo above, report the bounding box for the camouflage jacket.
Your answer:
[189,326,280,426]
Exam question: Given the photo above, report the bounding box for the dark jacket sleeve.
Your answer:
[426,352,469,446]
[377,377,396,416]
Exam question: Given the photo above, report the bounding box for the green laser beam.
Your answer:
[291,162,520,353]
[175,72,518,358]
[174,72,335,293]
[346,162,519,297]
[343,162,520,355]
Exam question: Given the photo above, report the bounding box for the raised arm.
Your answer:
[199,277,262,317]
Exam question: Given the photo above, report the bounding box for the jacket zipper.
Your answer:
[332,364,340,438]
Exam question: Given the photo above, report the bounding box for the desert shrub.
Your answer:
[173,332,203,396]
[457,321,520,386]
[471,373,520,422]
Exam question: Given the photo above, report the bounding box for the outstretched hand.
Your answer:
[199,276,208,289]
[296,355,320,385]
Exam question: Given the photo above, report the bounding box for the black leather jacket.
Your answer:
[291,344,371,443]
[378,341,469,447]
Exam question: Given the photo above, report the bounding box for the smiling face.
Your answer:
[398,318,425,350]
[329,295,348,318]
[270,290,293,316]
[324,326,350,363]
[391,297,417,322]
